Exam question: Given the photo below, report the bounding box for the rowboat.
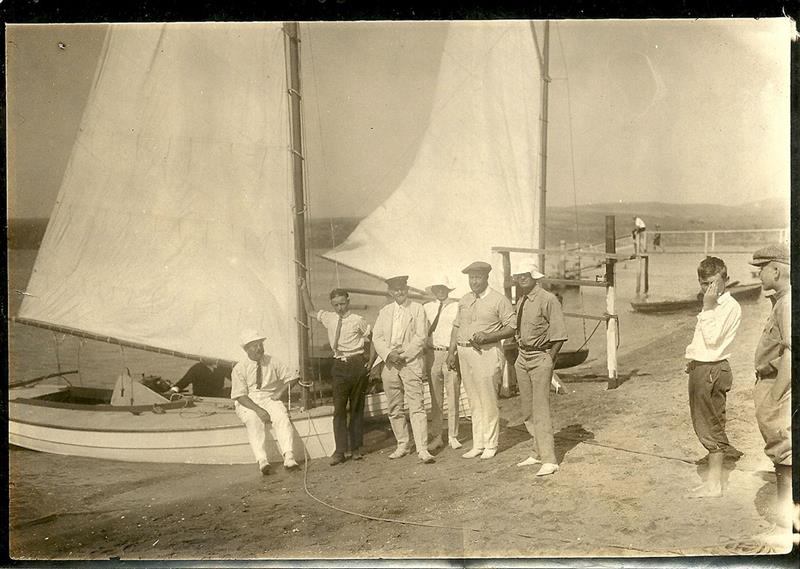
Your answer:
[630,282,762,314]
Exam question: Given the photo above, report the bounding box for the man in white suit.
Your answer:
[372,275,436,463]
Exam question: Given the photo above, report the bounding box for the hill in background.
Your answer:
[7,198,789,250]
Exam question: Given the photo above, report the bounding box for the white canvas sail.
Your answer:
[322,22,544,296]
[18,23,301,367]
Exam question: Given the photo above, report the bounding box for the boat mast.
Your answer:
[531,21,551,273]
[283,22,311,406]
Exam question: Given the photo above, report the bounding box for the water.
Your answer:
[7,247,765,388]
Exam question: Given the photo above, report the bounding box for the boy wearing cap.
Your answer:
[231,330,300,475]
[750,243,792,521]
[447,261,516,460]
[372,275,436,463]
[423,276,462,451]
[513,264,568,476]
[299,278,371,465]
[684,256,742,497]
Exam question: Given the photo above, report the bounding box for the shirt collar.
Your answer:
[717,291,732,304]
[524,285,543,301]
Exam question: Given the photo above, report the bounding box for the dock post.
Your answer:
[643,254,649,295]
[605,215,619,389]
[501,251,513,300]
[559,240,567,278]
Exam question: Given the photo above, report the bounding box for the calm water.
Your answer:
[7,247,765,388]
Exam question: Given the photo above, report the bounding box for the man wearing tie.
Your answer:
[447,261,516,460]
[423,276,462,451]
[372,275,436,463]
[513,264,568,476]
[300,278,371,465]
[231,329,300,475]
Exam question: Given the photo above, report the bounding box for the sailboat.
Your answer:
[9,21,582,464]
[9,23,337,464]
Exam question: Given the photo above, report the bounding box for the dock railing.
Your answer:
[579,227,788,256]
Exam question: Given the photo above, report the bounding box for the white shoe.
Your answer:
[418,451,436,464]
[449,438,463,450]
[283,453,299,470]
[427,436,445,452]
[258,460,271,475]
[536,463,559,476]
[517,456,542,467]
[462,447,484,459]
[480,448,497,460]
[389,446,410,459]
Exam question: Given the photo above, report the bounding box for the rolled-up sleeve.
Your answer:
[545,296,568,342]
[230,363,247,399]
[498,295,516,329]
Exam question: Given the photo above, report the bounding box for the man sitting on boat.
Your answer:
[169,362,232,398]
[373,275,436,464]
[231,329,300,475]
[299,277,372,465]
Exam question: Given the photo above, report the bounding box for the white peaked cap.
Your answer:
[239,329,266,348]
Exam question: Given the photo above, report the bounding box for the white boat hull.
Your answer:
[8,385,336,465]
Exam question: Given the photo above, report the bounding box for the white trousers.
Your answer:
[458,345,504,450]
[235,394,295,465]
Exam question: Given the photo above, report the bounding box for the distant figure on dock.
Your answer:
[169,362,232,398]
[299,277,371,465]
[749,243,792,527]
[372,275,435,464]
[448,261,516,461]
[684,256,742,498]
[513,263,568,477]
[632,216,647,254]
[231,329,300,475]
[653,224,663,252]
[423,276,462,452]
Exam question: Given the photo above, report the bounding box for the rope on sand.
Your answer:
[296,410,682,555]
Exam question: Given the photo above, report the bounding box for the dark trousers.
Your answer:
[688,360,733,453]
[331,354,369,456]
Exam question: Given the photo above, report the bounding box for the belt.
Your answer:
[755,370,777,380]
[334,352,365,362]
[433,346,449,351]
[456,341,473,347]
[518,345,548,353]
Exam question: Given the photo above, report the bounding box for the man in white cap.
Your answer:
[447,261,516,460]
[372,275,435,463]
[750,243,792,527]
[231,329,300,475]
[423,276,462,451]
[513,263,567,476]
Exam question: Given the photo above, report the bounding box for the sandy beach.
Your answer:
[8,291,795,561]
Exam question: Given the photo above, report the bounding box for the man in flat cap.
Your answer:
[231,329,300,475]
[373,276,436,463]
[447,261,516,459]
[513,263,568,476]
[423,275,463,451]
[750,243,792,525]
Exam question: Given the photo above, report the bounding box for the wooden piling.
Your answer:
[605,215,619,389]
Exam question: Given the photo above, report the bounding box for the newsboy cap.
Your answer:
[461,261,492,274]
[385,275,409,289]
[749,243,790,266]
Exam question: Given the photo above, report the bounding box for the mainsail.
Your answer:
[18,23,302,367]
[322,22,544,296]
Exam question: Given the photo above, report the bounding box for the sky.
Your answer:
[5,19,794,220]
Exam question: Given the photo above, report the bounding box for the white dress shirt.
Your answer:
[684,291,742,362]
[423,299,459,349]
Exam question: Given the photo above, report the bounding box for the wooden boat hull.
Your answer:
[8,384,336,465]
[630,283,762,314]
